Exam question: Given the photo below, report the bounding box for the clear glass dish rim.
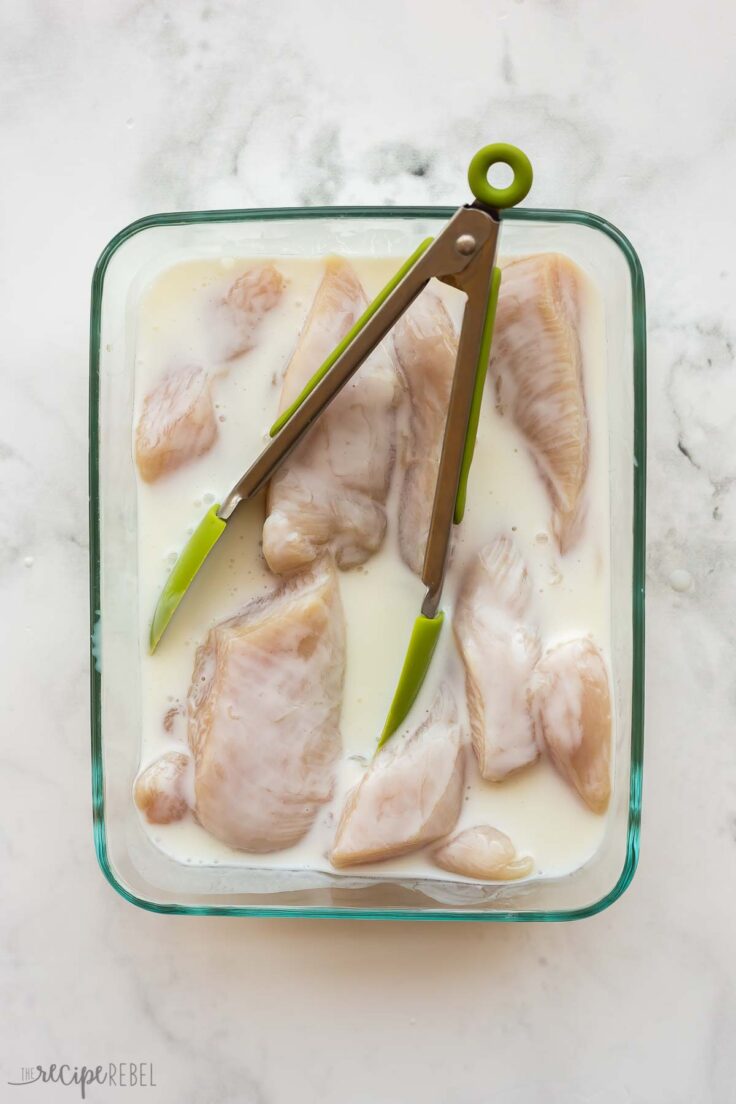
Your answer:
[88,204,646,921]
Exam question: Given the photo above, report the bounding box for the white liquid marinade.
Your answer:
[133,254,611,886]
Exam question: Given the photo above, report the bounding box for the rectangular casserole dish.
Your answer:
[89,205,646,920]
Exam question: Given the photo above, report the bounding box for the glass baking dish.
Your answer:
[89,205,646,920]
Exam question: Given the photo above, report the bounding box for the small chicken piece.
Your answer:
[330,688,464,868]
[492,253,589,551]
[393,289,457,574]
[531,638,612,814]
[453,536,541,781]
[434,826,534,881]
[263,256,400,573]
[135,364,217,482]
[218,262,286,361]
[134,752,191,825]
[188,559,345,852]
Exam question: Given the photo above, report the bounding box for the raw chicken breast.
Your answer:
[393,289,457,574]
[434,826,534,881]
[492,253,589,551]
[263,256,400,574]
[188,559,345,852]
[134,752,191,825]
[330,688,464,868]
[453,535,541,781]
[135,364,217,482]
[531,638,612,814]
[217,262,286,361]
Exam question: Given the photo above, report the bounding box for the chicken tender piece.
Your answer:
[330,689,464,868]
[218,262,286,361]
[531,637,612,814]
[188,559,345,852]
[135,364,217,482]
[434,826,534,880]
[134,752,191,825]
[454,536,541,781]
[492,253,589,551]
[393,289,457,575]
[263,256,400,573]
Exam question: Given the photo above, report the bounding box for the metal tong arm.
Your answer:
[421,213,501,617]
[218,205,499,519]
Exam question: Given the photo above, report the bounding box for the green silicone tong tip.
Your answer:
[376,613,445,752]
[149,504,226,653]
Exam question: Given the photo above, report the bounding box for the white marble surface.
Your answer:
[2,1,735,1101]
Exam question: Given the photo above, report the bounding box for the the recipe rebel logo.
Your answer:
[8,1063,157,1098]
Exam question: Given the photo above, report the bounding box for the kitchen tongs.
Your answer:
[150,143,533,746]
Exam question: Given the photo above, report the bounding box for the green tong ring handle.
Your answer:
[467,143,533,210]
